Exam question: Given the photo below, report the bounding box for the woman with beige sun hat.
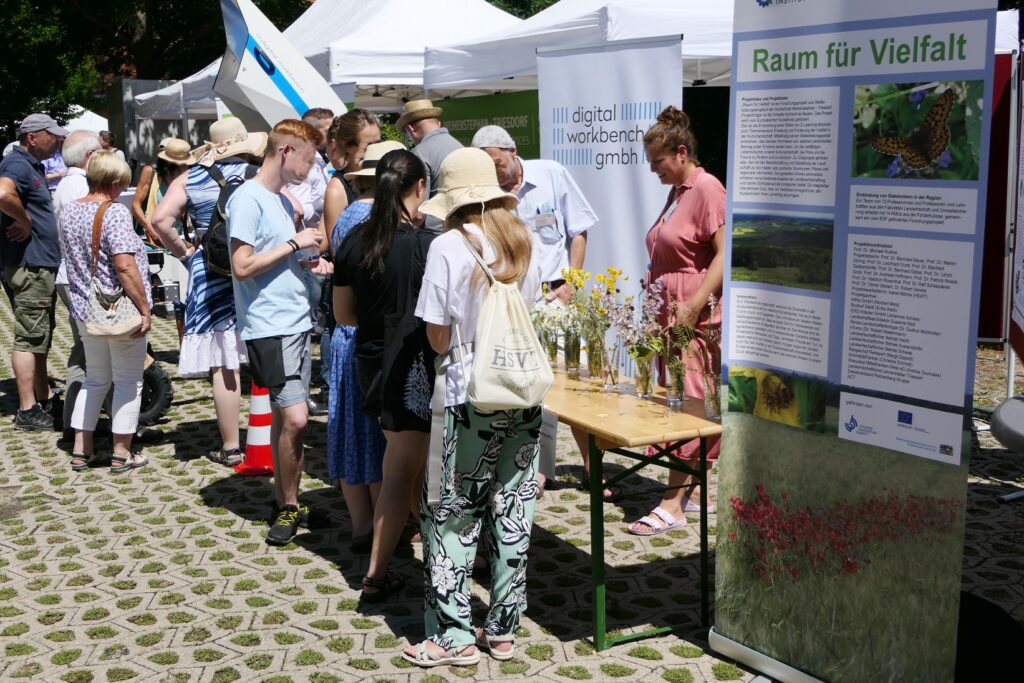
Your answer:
[131,137,195,245]
[151,118,270,467]
[402,147,544,668]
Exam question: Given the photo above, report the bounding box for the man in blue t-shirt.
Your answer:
[0,113,68,431]
[228,119,323,546]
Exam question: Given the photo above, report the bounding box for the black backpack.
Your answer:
[200,163,258,278]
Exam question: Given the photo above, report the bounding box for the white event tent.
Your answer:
[425,0,734,93]
[426,1,1019,93]
[135,0,521,119]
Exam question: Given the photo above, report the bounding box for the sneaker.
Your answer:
[14,403,54,431]
[266,505,301,546]
[272,502,310,529]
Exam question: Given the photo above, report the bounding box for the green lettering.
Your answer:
[753,48,768,72]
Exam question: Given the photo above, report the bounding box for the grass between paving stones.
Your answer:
[555,664,593,679]
[663,668,695,683]
[712,662,744,680]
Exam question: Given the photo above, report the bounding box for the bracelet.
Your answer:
[287,239,300,253]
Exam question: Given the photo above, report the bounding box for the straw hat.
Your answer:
[419,147,518,221]
[194,118,268,167]
[396,99,443,129]
[343,140,406,180]
[157,138,196,166]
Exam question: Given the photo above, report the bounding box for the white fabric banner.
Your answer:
[538,37,682,294]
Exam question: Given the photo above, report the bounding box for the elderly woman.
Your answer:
[59,151,152,472]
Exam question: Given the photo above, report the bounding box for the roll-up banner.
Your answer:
[537,36,682,295]
[713,2,997,682]
[1011,70,1024,357]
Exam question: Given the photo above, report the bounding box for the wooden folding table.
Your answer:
[542,373,723,650]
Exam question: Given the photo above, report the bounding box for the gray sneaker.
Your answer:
[14,404,54,431]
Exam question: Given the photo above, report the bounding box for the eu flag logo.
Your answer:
[898,410,913,425]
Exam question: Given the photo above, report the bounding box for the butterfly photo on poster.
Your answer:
[851,81,983,181]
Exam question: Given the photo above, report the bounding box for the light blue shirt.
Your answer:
[515,158,598,282]
[227,180,311,341]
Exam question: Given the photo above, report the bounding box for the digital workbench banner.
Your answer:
[537,36,681,293]
[712,2,997,682]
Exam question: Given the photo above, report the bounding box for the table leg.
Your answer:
[700,436,709,627]
[589,433,607,650]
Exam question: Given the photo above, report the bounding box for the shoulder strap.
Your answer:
[90,200,115,273]
[456,231,496,286]
[206,163,226,187]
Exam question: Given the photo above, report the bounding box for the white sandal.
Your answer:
[476,628,515,661]
[628,506,686,536]
[401,641,480,668]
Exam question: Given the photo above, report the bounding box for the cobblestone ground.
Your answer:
[0,306,1020,683]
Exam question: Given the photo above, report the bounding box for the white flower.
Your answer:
[430,554,458,599]
[458,521,480,547]
[514,443,537,470]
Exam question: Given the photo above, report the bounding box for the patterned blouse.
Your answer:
[59,200,151,322]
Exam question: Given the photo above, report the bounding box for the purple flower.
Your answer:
[909,89,927,109]
[886,156,902,178]
[936,148,952,168]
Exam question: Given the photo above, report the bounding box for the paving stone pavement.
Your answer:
[0,305,1020,683]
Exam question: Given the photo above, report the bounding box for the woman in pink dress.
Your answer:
[629,106,725,536]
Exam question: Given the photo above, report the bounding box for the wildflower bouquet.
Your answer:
[530,303,560,366]
[609,279,666,397]
[664,301,698,405]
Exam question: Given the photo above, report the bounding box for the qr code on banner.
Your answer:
[939,444,954,456]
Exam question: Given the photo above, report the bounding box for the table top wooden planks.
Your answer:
[542,373,723,451]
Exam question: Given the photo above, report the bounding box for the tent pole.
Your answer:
[1005,50,1020,399]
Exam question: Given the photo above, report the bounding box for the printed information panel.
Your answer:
[714,2,996,682]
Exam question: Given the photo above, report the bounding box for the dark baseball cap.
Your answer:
[19,113,69,137]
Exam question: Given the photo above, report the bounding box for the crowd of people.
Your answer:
[0,100,723,668]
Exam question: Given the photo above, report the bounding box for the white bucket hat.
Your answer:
[419,147,519,221]
[343,140,407,180]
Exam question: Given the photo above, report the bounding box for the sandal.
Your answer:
[70,453,92,472]
[207,447,243,467]
[360,570,404,604]
[401,641,480,668]
[580,469,625,503]
[628,506,686,536]
[110,452,149,473]
[475,628,514,661]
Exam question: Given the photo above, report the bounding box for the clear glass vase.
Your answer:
[703,372,722,421]
[564,331,581,379]
[586,335,604,378]
[543,331,558,367]
[634,353,654,398]
[667,363,686,409]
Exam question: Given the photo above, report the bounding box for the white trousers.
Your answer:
[71,330,147,435]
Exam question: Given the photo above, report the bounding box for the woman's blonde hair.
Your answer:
[446,200,532,290]
[86,150,132,193]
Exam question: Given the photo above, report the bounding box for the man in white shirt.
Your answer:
[53,131,102,437]
[471,125,619,500]
[471,125,596,303]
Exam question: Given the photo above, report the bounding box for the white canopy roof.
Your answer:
[426,1,1019,92]
[425,0,734,92]
[136,0,521,119]
[64,107,109,133]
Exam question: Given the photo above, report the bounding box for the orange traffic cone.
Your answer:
[235,383,274,476]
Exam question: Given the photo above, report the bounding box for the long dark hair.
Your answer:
[360,149,425,275]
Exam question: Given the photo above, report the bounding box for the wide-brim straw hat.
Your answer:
[419,147,518,221]
[396,99,443,129]
[157,138,197,166]
[194,118,268,167]
[344,140,407,180]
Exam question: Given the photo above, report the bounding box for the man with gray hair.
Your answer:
[471,124,596,303]
[53,131,102,436]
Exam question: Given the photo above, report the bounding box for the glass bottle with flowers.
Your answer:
[530,304,559,367]
[694,294,722,420]
[611,279,666,398]
[664,302,697,409]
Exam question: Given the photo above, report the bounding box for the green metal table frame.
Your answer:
[587,433,710,650]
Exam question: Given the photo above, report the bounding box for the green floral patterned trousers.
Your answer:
[420,403,543,648]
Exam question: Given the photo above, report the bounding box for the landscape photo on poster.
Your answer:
[731,211,834,292]
[851,80,984,180]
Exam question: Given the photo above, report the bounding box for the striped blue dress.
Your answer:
[178,159,250,377]
[326,201,385,484]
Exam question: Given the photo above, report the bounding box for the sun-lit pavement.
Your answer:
[0,304,1020,682]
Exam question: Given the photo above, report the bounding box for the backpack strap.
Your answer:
[205,163,227,188]
[456,231,497,286]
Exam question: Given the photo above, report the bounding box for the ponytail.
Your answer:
[360,149,426,275]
